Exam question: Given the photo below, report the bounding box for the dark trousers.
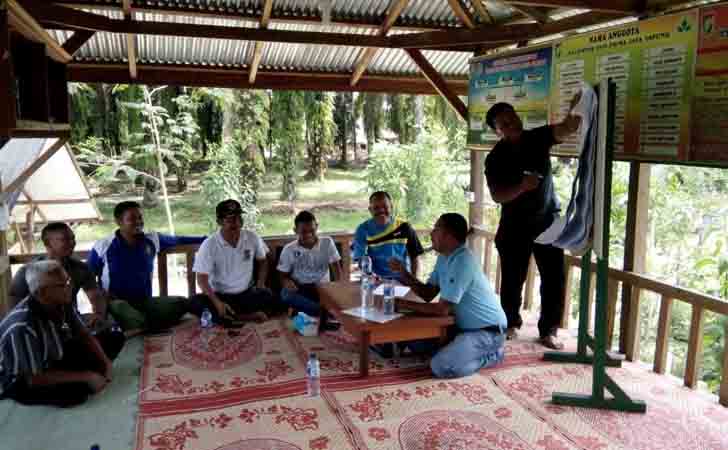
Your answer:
[496,232,565,338]
[5,333,124,408]
[188,288,279,324]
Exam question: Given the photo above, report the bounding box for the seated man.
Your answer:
[9,222,124,357]
[188,199,275,325]
[390,213,507,379]
[278,211,342,325]
[87,201,206,336]
[352,191,424,280]
[0,261,115,407]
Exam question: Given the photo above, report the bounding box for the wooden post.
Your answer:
[606,278,619,349]
[653,295,673,374]
[587,271,597,332]
[0,6,16,135]
[469,150,485,261]
[523,257,536,311]
[0,229,9,316]
[625,287,642,361]
[619,163,651,354]
[158,251,168,297]
[560,264,573,328]
[341,237,352,281]
[186,251,195,298]
[684,304,705,389]
[719,321,728,406]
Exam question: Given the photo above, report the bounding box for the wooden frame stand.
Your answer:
[543,79,646,413]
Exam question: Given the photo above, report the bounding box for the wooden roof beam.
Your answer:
[506,0,637,13]
[511,5,553,24]
[122,0,136,79]
[350,0,409,87]
[392,10,630,49]
[248,0,273,84]
[23,2,395,48]
[471,1,496,25]
[7,0,70,62]
[60,28,94,55]
[448,0,477,29]
[404,48,467,120]
[67,63,469,96]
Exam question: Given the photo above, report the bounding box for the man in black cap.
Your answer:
[188,199,276,325]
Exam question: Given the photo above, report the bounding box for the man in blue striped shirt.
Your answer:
[87,201,205,336]
[0,261,115,407]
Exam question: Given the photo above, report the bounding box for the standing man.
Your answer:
[187,199,276,325]
[352,191,424,280]
[484,97,581,349]
[0,261,116,407]
[9,222,124,357]
[87,201,206,336]
[390,213,507,379]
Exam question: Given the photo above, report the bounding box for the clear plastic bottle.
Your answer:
[382,280,395,315]
[306,353,321,397]
[360,255,372,276]
[200,308,213,350]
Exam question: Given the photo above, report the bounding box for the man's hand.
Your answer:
[212,299,235,319]
[85,371,108,394]
[520,173,541,192]
[282,278,298,291]
[388,258,407,275]
[102,359,113,382]
[84,313,103,329]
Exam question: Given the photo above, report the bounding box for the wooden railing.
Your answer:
[471,225,728,406]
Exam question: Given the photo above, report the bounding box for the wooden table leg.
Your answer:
[360,331,371,378]
[439,326,449,347]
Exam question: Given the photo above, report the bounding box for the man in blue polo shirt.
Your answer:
[390,213,507,379]
[352,191,424,280]
[87,201,205,336]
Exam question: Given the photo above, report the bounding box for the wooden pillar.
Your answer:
[469,150,485,260]
[619,163,651,355]
[0,6,16,135]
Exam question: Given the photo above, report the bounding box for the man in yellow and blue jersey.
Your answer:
[352,191,424,280]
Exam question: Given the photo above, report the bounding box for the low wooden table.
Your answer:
[317,281,454,377]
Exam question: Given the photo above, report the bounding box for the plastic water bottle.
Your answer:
[360,275,375,311]
[360,255,372,276]
[306,353,321,397]
[382,280,395,315]
[200,308,213,350]
[90,445,100,450]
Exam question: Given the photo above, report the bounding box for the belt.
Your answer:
[481,325,504,334]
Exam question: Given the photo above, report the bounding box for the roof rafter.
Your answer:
[350,0,410,87]
[471,1,496,24]
[60,28,94,54]
[248,0,273,84]
[122,0,136,79]
[506,0,636,13]
[447,0,478,29]
[67,63,469,96]
[511,4,553,23]
[404,48,467,120]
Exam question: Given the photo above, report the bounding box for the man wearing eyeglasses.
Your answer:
[0,261,115,407]
[9,222,125,359]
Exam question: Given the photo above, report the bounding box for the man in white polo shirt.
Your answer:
[188,199,275,326]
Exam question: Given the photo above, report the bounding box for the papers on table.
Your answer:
[372,285,411,297]
[343,307,403,323]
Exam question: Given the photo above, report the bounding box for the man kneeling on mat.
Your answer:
[389,213,507,378]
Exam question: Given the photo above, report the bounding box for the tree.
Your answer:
[303,91,335,181]
[387,94,417,144]
[356,93,384,159]
[333,92,355,166]
[271,91,305,202]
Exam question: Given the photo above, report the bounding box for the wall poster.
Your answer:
[467,47,552,149]
[551,12,698,159]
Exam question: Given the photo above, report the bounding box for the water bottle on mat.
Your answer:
[306,353,321,397]
[382,280,395,315]
[360,275,375,312]
[360,255,372,276]
[200,308,213,350]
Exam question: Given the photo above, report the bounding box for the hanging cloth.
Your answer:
[535,83,599,255]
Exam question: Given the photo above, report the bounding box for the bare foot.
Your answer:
[506,327,518,340]
[539,335,564,350]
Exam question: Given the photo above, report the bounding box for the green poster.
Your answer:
[551,12,698,159]
[468,47,553,149]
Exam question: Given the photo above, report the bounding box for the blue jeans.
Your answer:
[281,288,320,317]
[429,329,505,378]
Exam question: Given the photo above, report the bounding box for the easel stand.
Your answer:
[542,79,646,413]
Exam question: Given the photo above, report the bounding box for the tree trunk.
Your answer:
[143,86,175,235]
[414,95,425,142]
[222,93,235,144]
[93,84,109,154]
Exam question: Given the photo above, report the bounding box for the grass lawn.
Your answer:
[74,167,372,243]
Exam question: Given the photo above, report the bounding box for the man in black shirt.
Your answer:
[484,96,581,350]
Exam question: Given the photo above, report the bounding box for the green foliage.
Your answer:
[271,91,305,201]
[387,94,417,144]
[366,129,466,224]
[200,139,261,232]
[356,93,385,151]
[425,95,467,159]
[303,91,336,180]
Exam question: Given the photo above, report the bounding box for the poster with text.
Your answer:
[551,12,698,158]
[468,47,552,149]
[692,4,728,163]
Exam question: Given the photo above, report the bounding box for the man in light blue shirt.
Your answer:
[390,213,507,378]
